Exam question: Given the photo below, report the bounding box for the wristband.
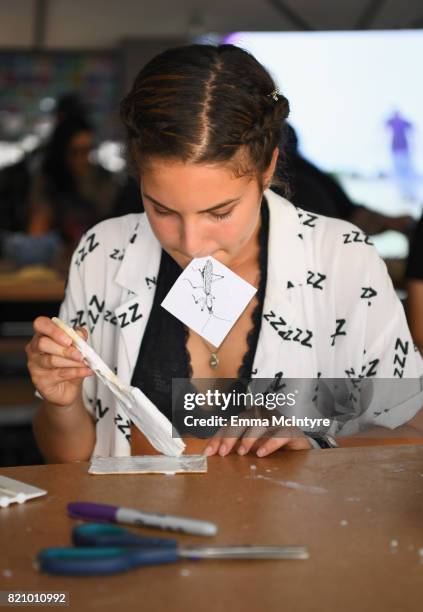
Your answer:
[306,434,338,449]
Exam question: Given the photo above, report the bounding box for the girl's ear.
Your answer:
[262,147,279,189]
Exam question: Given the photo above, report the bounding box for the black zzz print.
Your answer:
[344,369,364,390]
[118,303,143,328]
[297,209,318,228]
[393,338,409,378]
[345,359,379,380]
[364,359,379,377]
[270,371,285,392]
[110,248,125,261]
[279,327,313,348]
[114,414,131,442]
[129,222,140,244]
[302,213,318,227]
[145,276,157,289]
[307,271,326,290]
[104,310,118,326]
[361,287,377,306]
[95,398,109,419]
[70,310,87,328]
[88,295,105,333]
[312,372,322,403]
[264,311,287,330]
[355,359,380,378]
[75,233,100,266]
[348,391,358,405]
[264,311,313,348]
[330,319,346,346]
[342,231,373,245]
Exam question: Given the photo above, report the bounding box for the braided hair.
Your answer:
[120,44,290,193]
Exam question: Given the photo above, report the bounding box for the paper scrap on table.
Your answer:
[52,317,185,457]
[0,476,47,508]
[89,454,207,475]
[161,256,257,348]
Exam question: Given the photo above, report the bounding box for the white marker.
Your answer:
[68,502,218,537]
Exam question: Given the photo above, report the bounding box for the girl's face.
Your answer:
[140,150,278,270]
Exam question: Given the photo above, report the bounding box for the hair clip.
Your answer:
[268,89,280,102]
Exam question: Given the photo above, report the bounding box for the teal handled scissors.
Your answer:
[37,523,309,576]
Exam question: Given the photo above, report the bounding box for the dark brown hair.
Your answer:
[120,44,290,192]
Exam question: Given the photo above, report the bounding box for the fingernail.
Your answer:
[203,446,213,456]
[219,445,227,456]
[256,448,266,457]
[238,446,246,455]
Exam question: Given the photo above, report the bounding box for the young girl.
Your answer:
[26,44,423,462]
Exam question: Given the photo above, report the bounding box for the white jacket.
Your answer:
[59,189,423,457]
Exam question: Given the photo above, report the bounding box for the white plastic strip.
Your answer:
[51,317,185,457]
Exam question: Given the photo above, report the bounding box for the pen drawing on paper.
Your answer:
[183,259,231,333]
[161,255,257,348]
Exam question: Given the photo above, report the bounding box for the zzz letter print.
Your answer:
[75,233,100,266]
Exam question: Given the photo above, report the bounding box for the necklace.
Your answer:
[200,338,222,370]
[209,351,220,369]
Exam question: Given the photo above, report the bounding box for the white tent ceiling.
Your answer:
[0,0,422,49]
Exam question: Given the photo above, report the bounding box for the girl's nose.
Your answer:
[180,222,204,259]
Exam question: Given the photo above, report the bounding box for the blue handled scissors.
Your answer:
[37,523,309,576]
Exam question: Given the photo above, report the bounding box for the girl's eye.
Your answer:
[153,206,233,220]
[211,210,233,221]
[154,208,172,216]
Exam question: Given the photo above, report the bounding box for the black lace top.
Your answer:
[131,198,269,427]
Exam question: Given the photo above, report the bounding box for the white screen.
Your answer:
[225,31,423,257]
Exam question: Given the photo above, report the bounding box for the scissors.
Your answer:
[37,523,309,576]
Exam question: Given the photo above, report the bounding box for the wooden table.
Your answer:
[0,275,65,331]
[1,446,423,612]
[0,277,65,303]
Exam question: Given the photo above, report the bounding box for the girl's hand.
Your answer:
[203,415,312,457]
[26,316,93,407]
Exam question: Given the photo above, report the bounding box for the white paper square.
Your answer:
[161,256,257,347]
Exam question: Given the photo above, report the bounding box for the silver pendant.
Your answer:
[209,353,219,369]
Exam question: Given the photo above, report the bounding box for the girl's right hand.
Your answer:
[26,316,94,407]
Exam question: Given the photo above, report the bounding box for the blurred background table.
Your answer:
[0,265,65,467]
[0,277,65,302]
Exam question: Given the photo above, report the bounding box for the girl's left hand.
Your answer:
[202,421,313,457]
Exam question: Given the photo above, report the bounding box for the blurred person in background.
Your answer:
[54,93,88,125]
[274,123,415,237]
[27,115,118,261]
[0,93,89,234]
[385,109,417,203]
[406,213,423,356]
